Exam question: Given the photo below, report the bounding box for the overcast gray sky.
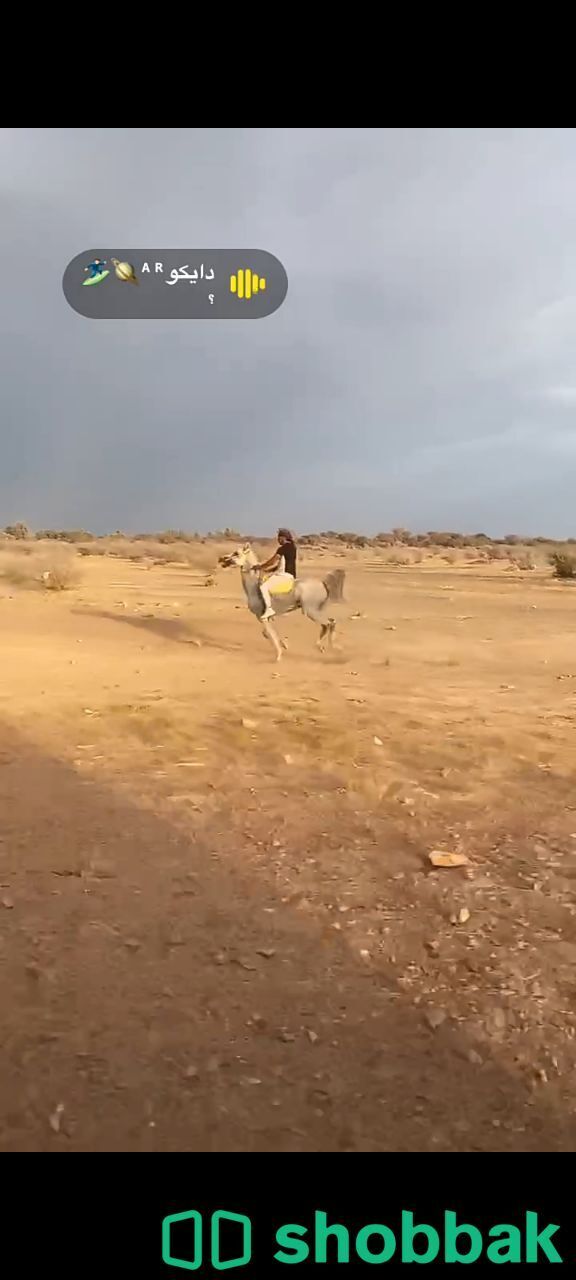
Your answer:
[2,127,576,536]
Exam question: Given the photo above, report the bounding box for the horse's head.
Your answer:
[218,542,257,571]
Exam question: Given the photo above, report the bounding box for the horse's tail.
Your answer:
[323,569,345,603]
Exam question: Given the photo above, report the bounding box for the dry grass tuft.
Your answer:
[77,538,218,573]
[0,546,80,591]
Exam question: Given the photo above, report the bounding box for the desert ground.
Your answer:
[2,540,576,1151]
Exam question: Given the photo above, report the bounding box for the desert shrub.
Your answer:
[385,551,411,566]
[77,542,107,556]
[0,547,80,590]
[428,532,463,548]
[41,562,80,590]
[156,530,195,543]
[514,552,535,571]
[486,545,505,561]
[550,552,576,580]
[4,522,31,540]
[35,529,94,542]
[77,537,217,573]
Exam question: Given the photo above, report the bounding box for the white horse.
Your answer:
[219,543,345,661]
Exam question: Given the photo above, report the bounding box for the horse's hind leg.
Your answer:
[305,610,335,653]
[321,618,338,651]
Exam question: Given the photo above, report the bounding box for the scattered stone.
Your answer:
[256,948,276,959]
[241,718,258,730]
[123,938,142,952]
[88,859,116,879]
[425,1008,447,1031]
[429,851,470,868]
[451,907,471,925]
[373,736,384,746]
[487,1007,507,1034]
[49,1103,65,1134]
[1,896,14,909]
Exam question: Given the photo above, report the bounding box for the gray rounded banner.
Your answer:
[63,250,288,319]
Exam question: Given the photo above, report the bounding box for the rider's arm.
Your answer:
[255,549,281,572]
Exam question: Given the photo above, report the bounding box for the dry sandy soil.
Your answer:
[2,547,576,1151]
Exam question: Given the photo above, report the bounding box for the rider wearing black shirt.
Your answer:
[255,529,297,620]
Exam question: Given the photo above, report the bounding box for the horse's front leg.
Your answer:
[261,619,283,662]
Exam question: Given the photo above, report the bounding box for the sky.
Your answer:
[2,127,576,537]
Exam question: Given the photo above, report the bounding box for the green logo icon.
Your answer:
[162,1209,252,1271]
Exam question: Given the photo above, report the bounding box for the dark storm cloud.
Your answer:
[2,128,576,535]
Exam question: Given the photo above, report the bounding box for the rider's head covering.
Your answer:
[278,527,294,542]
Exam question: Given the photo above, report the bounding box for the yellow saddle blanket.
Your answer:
[263,575,295,597]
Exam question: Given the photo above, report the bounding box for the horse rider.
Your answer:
[255,529,297,621]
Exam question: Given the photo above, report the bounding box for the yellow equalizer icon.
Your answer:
[229,268,266,299]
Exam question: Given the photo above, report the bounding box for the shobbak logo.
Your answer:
[162,1209,563,1269]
